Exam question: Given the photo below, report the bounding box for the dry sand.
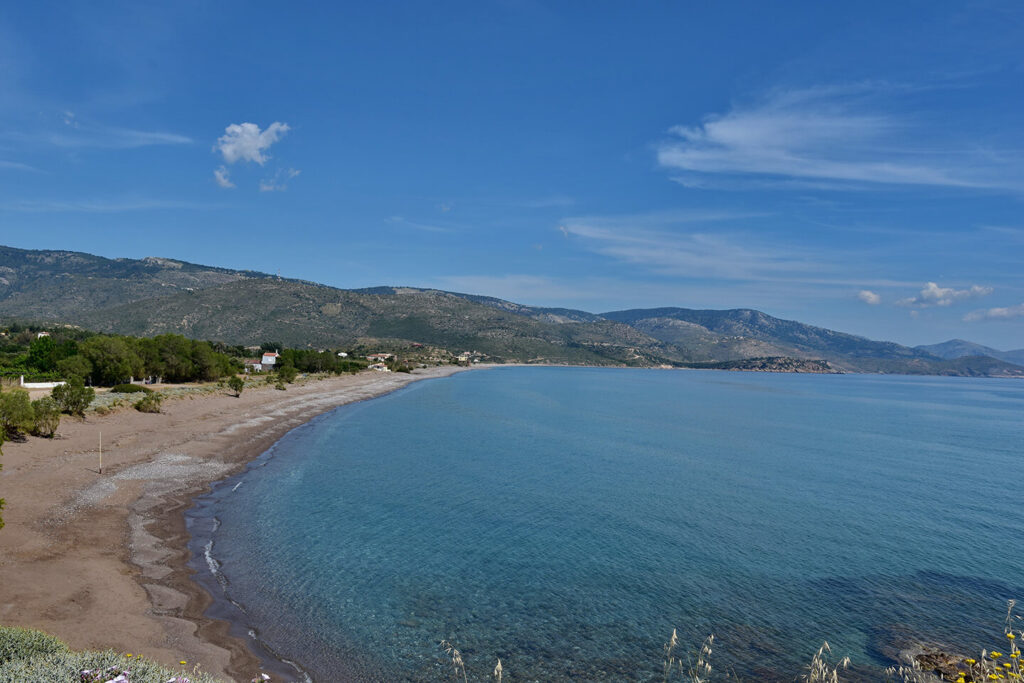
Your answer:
[0,366,468,681]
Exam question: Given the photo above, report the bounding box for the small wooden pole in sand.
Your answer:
[99,431,102,475]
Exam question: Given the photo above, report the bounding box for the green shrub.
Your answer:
[110,383,152,394]
[29,397,60,437]
[52,377,95,417]
[0,626,68,665]
[134,392,163,413]
[227,375,244,397]
[0,390,33,438]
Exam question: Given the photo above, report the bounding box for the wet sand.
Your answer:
[0,367,468,681]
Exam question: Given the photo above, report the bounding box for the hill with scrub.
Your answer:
[1,245,1022,376]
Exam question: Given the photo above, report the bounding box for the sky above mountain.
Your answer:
[1,1,1022,348]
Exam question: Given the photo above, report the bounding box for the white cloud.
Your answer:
[657,84,1021,191]
[213,165,235,189]
[258,167,300,192]
[858,290,881,305]
[215,121,289,165]
[964,303,1024,322]
[897,282,993,307]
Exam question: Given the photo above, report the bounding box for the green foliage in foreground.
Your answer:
[0,626,68,665]
[227,375,244,396]
[0,626,225,683]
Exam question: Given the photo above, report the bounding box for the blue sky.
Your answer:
[1,1,1023,348]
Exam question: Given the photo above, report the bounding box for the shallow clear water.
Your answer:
[187,367,1024,681]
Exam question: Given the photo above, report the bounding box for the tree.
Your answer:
[0,389,34,438]
[27,336,58,372]
[30,397,61,437]
[80,336,144,386]
[52,377,95,417]
[56,355,93,381]
[227,375,244,397]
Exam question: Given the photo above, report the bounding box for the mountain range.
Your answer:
[1,245,1021,377]
[915,339,1024,366]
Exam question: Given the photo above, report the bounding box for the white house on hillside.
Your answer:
[262,351,280,366]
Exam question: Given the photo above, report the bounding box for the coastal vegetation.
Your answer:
[0,322,372,391]
[0,626,221,683]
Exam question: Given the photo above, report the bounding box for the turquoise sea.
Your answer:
[186,367,1024,681]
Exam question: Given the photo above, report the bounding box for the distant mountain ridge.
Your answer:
[1,245,1022,377]
[916,339,1024,366]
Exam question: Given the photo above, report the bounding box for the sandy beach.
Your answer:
[0,366,468,682]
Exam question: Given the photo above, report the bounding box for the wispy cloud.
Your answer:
[386,216,457,233]
[657,84,1023,192]
[0,159,38,172]
[896,281,992,307]
[259,167,300,192]
[518,195,576,208]
[0,198,219,212]
[964,302,1024,322]
[215,122,289,165]
[45,120,192,148]
[858,290,881,305]
[560,210,828,281]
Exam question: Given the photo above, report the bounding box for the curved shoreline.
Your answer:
[0,366,470,682]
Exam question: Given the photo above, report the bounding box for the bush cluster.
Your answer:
[0,389,63,438]
[51,377,95,417]
[134,392,163,414]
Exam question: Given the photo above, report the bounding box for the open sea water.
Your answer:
[186,367,1024,681]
